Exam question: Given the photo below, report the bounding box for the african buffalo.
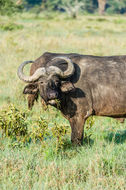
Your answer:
[17,52,126,145]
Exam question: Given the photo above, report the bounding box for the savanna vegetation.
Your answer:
[1,0,126,17]
[0,11,126,190]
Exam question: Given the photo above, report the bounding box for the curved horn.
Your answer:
[47,57,75,78]
[17,60,46,83]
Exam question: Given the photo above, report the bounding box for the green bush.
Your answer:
[0,0,23,15]
[0,22,23,31]
[84,116,95,144]
[0,104,94,150]
[0,104,70,150]
[30,117,49,142]
[0,104,28,138]
[51,123,69,152]
[106,0,126,14]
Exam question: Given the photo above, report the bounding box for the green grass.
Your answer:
[0,13,126,189]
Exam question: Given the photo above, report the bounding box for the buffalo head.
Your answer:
[17,57,75,105]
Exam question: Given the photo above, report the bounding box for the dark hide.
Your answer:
[22,52,126,145]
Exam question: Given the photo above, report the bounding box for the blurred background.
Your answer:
[1,0,126,16]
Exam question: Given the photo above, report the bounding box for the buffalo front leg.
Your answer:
[69,115,85,145]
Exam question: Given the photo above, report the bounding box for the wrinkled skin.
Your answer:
[22,52,126,145]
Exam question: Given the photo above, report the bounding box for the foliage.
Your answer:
[58,0,83,18]
[33,0,95,15]
[0,104,28,138]
[25,0,42,5]
[1,0,126,15]
[84,116,95,144]
[0,0,23,15]
[24,0,126,15]
[41,0,62,10]
[51,122,69,152]
[0,22,23,31]
[86,116,95,130]
[30,117,49,142]
[0,103,93,151]
[0,104,69,151]
[106,0,126,14]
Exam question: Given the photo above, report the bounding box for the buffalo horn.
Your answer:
[17,60,46,83]
[47,57,75,78]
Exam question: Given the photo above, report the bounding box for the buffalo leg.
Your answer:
[69,116,85,145]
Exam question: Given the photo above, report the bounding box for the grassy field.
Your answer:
[0,13,126,190]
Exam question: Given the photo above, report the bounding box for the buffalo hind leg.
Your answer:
[69,115,85,145]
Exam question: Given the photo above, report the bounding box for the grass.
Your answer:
[0,12,126,189]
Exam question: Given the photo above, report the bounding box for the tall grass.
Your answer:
[0,13,126,189]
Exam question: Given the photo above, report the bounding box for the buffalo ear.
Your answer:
[60,81,75,93]
[23,84,38,94]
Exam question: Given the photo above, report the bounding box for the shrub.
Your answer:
[0,104,94,150]
[0,104,69,151]
[51,123,69,152]
[84,116,95,144]
[0,22,23,31]
[30,117,49,142]
[0,104,28,138]
[0,0,23,15]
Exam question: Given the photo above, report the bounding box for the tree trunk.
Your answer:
[41,0,47,9]
[98,0,106,15]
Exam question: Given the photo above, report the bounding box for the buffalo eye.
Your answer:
[38,81,43,85]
